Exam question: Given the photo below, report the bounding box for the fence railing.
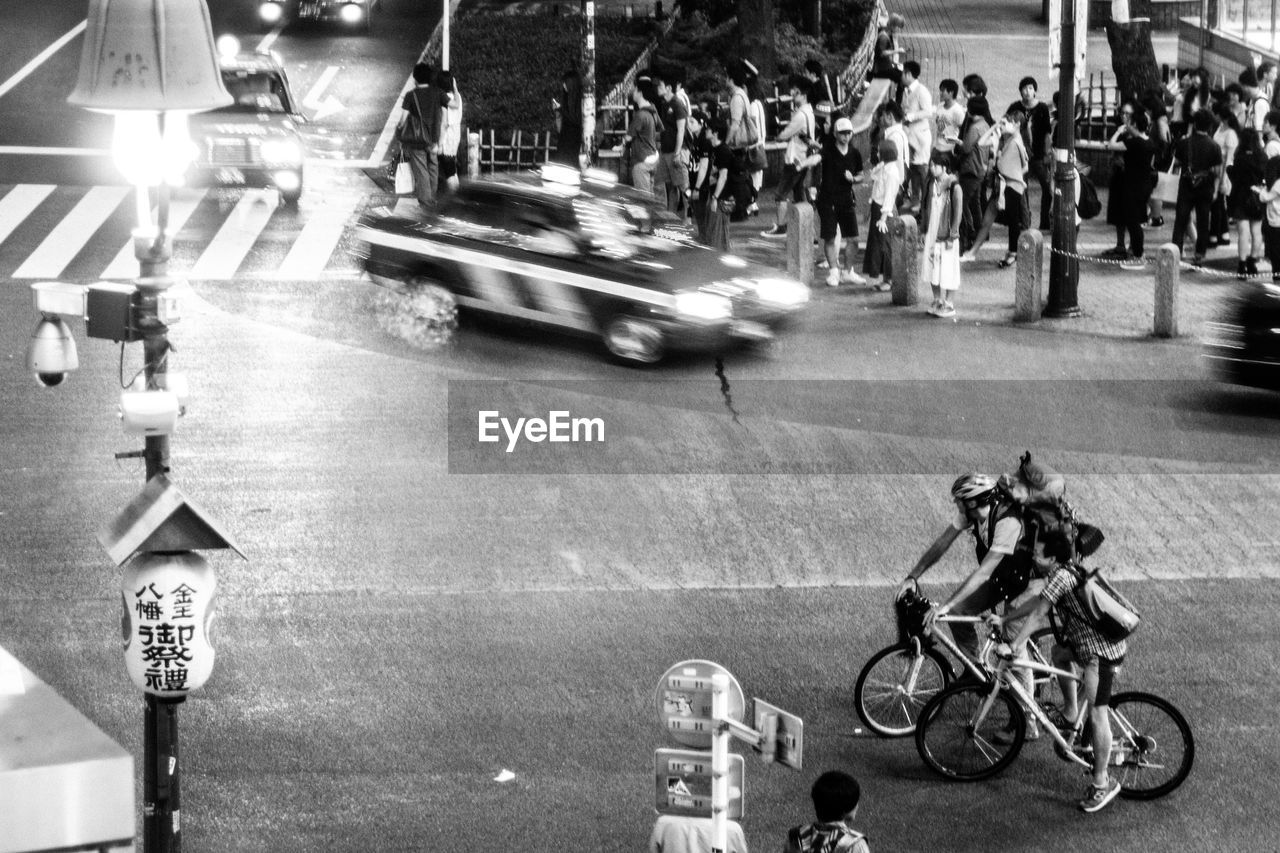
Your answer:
[465,128,557,173]
[836,0,886,118]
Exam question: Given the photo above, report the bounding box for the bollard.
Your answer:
[467,131,480,179]
[1154,243,1179,337]
[785,201,817,286]
[888,214,919,306]
[1014,229,1045,322]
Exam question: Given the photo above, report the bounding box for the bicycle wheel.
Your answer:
[1108,691,1195,800]
[915,682,1027,781]
[854,642,952,737]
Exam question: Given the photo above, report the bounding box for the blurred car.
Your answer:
[258,0,377,31]
[354,166,810,364]
[186,49,307,205]
[1203,281,1280,391]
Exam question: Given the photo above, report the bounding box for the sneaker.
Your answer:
[872,281,892,292]
[816,259,830,270]
[761,224,787,237]
[1192,253,1206,265]
[826,270,841,287]
[935,303,956,318]
[1119,255,1145,270]
[958,252,976,263]
[843,269,867,285]
[1078,778,1122,813]
[1100,246,1128,258]
[1149,216,1164,228]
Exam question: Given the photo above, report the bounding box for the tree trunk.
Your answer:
[1106,0,1162,102]
[738,0,776,81]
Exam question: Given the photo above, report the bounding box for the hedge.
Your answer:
[450,13,657,132]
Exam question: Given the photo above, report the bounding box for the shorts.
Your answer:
[655,152,689,190]
[774,164,808,204]
[817,200,857,240]
[1081,653,1124,707]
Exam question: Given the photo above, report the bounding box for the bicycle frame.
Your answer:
[986,655,1092,768]
[919,614,1051,684]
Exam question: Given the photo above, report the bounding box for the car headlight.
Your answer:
[674,291,732,322]
[260,138,303,163]
[340,2,366,22]
[258,2,283,23]
[754,277,810,308]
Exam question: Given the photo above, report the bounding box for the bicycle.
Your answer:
[854,598,1055,737]
[913,641,1194,799]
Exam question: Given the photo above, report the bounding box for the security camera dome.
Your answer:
[27,315,79,388]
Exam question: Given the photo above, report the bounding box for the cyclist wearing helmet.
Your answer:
[896,472,1043,666]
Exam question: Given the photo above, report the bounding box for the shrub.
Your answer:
[451,13,656,131]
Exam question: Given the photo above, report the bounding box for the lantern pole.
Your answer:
[581,0,596,170]
[1047,0,1082,317]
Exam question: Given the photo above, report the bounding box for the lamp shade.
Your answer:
[68,0,232,112]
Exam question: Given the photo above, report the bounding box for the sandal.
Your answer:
[997,253,1017,268]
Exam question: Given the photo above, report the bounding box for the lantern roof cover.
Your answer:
[99,473,245,566]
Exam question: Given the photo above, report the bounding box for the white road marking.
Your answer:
[100,189,208,280]
[0,21,86,100]
[12,185,130,279]
[0,184,56,247]
[188,190,278,279]
[277,193,360,278]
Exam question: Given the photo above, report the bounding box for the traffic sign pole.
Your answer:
[711,673,731,853]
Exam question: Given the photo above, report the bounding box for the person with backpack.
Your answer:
[896,472,1047,738]
[986,523,1130,814]
[782,770,870,853]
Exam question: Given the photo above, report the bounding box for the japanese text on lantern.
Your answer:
[134,582,199,693]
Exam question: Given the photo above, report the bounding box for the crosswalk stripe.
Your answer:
[99,189,209,280]
[12,185,131,279]
[187,190,279,280]
[0,184,56,247]
[277,193,360,278]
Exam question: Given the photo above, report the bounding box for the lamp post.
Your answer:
[66,2,231,850]
[581,0,596,170]
[1047,0,1083,317]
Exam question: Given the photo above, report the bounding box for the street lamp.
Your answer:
[59,2,234,851]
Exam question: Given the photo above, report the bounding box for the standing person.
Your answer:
[1210,103,1240,248]
[1141,87,1173,228]
[552,67,584,167]
[955,95,993,253]
[816,116,866,286]
[620,81,662,194]
[1102,101,1137,258]
[761,76,816,238]
[933,78,965,154]
[653,70,690,216]
[862,138,903,291]
[436,70,463,197]
[1240,67,1268,131]
[649,814,748,853]
[725,62,758,209]
[900,60,934,211]
[962,73,988,101]
[1228,126,1268,278]
[1260,60,1278,105]
[1006,76,1053,230]
[1170,109,1223,265]
[781,771,870,853]
[878,100,910,202]
[961,111,1029,268]
[804,58,841,119]
[871,12,906,93]
[398,62,445,210]
[1253,149,1280,280]
[1264,108,1280,157]
[745,66,769,215]
[1108,107,1156,269]
[921,149,964,316]
[701,117,747,249]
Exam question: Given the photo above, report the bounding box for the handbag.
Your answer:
[394,159,415,195]
[747,145,768,172]
[725,92,761,149]
[1152,163,1179,206]
[397,90,430,147]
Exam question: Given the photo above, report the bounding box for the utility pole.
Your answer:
[1046,0,1082,317]
[581,0,596,170]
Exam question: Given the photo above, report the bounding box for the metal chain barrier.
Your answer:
[1048,243,1277,281]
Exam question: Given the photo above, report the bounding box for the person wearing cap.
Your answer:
[816,115,866,287]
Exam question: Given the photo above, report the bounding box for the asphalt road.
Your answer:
[1,2,1279,851]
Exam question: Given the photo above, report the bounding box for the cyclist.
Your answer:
[986,527,1128,813]
[896,472,1046,733]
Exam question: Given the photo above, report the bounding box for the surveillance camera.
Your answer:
[26,315,79,388]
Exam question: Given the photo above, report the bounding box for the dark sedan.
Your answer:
[1203,281,1280,390]
[354,167,810,364]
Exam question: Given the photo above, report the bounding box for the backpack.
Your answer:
[1077,170,1102,219]
[1067,563,1142,641]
